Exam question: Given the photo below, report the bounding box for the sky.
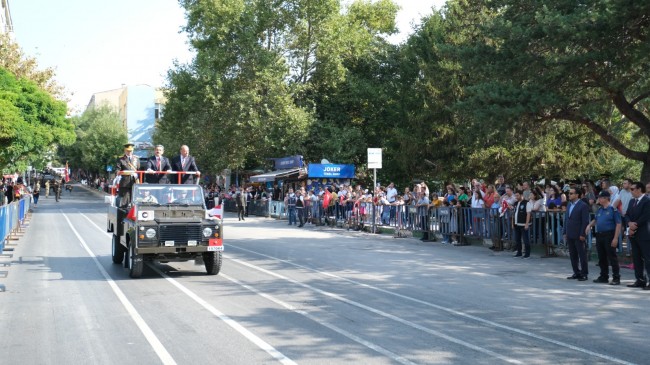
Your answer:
[9,0,446,114]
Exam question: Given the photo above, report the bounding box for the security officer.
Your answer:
[116,142,141,207]
[586,190,622,285]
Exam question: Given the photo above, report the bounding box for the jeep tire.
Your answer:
[111,234,125,264]
[128,244,144,278]
[203,251,222,275]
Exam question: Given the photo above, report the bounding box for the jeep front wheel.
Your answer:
[128,244,144,278]
[203,251,222,275]
[111,234,125,264]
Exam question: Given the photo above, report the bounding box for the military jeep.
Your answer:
[107,172,223,278]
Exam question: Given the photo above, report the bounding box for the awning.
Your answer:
[249,169,301,183]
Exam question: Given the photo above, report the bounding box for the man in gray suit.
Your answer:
[563,187,591,281]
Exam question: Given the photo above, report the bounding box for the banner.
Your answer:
[308,164,355,179]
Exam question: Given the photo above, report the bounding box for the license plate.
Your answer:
[188,240,197,246]
[207,246,224,252]
[164,241,175,247]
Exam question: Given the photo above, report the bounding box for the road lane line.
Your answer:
[80,214,297,365]
[62,213,177,365]
[228,244,637,365]
[226,256,522,364]
[147,266,297,365]
[221,273,417,365]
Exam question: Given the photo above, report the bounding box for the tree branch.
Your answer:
[542,111,646,162]
[631,91,650,107]
[611,91,650,135]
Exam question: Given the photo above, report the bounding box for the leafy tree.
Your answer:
[0,67,75,174]
[0,34,65,99]
[61,105,127,178]
[452,0,650,181]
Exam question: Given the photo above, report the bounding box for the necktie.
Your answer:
[157,158,161,170]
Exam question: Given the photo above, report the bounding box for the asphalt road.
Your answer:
[0,185,648,365]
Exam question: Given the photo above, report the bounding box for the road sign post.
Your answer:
[367,148,382,234]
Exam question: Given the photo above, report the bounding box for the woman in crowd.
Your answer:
[547,185,565,208]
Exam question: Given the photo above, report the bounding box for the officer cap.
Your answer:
[124,142,135,152]
[598,190,610,198]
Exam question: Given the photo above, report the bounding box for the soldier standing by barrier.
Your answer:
[586,190,622,285]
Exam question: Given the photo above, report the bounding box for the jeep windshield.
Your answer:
[133,185,205,207]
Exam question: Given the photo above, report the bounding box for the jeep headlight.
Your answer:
[145,228,156,239]
[202,227,212,238]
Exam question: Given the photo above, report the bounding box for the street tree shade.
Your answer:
[0,67,75,173]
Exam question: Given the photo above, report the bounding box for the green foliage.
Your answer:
[61,105,127,176]
[160,0,648,186]
[451,0,650,181]
[0,67,74,173]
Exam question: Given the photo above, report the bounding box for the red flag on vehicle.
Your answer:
[126,206,136,221]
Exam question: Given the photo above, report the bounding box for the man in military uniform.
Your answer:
[53,179,61,202]
[117,142,141,207]
[44,179,50,198]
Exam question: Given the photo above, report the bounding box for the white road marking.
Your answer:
[148,266,297,365]
[226,256,522,364]
[221,273,418,365]
[228,244,638,365]
[80,214,297,365]
[62,213,177,365]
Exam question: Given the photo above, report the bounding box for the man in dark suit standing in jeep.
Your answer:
[171,145,199,184]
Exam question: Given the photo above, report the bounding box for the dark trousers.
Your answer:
[297,207,305,226]
[567,237,589,277]
[595,231,619,279]
[630,237,650,282]
[514,225,530,256]
[237,205,245,220]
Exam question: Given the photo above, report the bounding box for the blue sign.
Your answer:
[106,166,113,172]
[272,155,303,169]
[308,164,355,179]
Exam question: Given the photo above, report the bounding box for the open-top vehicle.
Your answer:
[107,171,223,278]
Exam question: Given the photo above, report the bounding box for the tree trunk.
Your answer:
[641,156,650,184]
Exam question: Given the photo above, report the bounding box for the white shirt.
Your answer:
[386,187,397,203]
[470,195,484,208]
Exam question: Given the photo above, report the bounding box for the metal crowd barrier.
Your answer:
[1,196,31,253]
[218,198,620,254]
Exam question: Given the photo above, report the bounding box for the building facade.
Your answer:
[86,84,165,149]
[1,0,13,36]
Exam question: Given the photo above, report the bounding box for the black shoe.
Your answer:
[610,279,620,285]
[627,281,647,288]
[513,253,522,258]
[567,275,579,279]
[593,277,609,283]
[522,255,530,259]
[577,276,588,281]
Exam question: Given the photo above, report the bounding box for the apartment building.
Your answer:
[86,84,165,149]
[1,0,13,36]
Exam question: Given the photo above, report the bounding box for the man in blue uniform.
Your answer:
[585,190,622,285]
